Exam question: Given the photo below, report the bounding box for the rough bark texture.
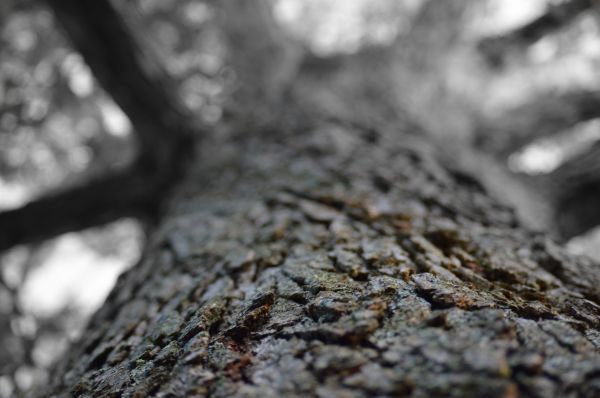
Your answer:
[48,108,600,397]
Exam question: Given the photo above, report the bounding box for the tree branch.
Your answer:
[476,90,600,158]
[0,167,159,252]
[549,141,600,239]
[476,90,600,239]
[400,0,471,56]
[479,0,593,67]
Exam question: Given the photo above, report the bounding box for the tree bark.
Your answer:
[45,105,600,397]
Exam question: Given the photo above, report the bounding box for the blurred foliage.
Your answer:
[0,4,135,201]
[122,0,228,122]
[274,0,423,54]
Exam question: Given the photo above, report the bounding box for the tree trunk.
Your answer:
[41,2,600,398]
[46,102,600,397]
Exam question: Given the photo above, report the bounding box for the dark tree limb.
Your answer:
[549,141,600,239]
[0,0,200,252]
[479,0,594,67]
[476,90,600,239]
[476,90,600,158]
[0,167,160,252]
[555,182,600,240]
